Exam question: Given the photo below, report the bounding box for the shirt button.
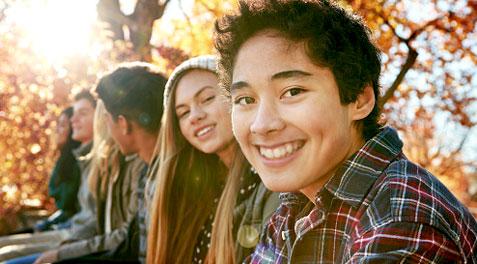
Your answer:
[237,225,259,248]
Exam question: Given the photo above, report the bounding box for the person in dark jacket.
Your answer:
[37,107,82,231]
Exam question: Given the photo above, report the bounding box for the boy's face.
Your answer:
[231,30,364,198]
[71,98,95,144]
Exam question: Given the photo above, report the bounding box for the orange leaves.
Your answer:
[0,2,141,233]
[151,0,233,57]
[356,1,477,207]
[153,45,190,74]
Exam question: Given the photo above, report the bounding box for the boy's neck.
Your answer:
[136,131,158,165]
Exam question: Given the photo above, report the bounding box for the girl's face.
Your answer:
[71,98,95,143]
[56,113,71,148]
[175,69,234,156]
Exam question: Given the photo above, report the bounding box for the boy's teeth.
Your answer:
[259,141,302,159]
[265,148,273,157]
[286,144,293,153]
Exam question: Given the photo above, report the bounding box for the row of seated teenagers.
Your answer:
[0,56,277,264]
[1,0,476,263]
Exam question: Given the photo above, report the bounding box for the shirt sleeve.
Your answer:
[348,222,462,263]
[57,220,130,261]
[67,216,98,241]
[57,160,142,261]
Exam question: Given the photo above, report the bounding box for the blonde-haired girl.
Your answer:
[147,55,278,264]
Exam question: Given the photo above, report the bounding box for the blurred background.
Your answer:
[0,0,476,234]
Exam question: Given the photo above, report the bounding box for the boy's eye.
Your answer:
[234,96,255,105]
[282,87,305,98]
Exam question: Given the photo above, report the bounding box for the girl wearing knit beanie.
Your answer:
[146,55,277,264]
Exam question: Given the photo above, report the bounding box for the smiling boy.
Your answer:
[215,0,477,262]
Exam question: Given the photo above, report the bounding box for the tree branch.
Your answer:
[376,12,447,108]
[97,0,128,40]
[382,18,407,43]
[97,0,172,60]
[408,15,445,42]
[379,47,418,108]
[178,0,196,42]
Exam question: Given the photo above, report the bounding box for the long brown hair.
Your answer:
[147,69,227,264]
[206,149,249,264]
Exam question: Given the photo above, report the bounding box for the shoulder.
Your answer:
[381,159,469,222]
[365,159,477,252]
[251,182,281,214]
[126,155,147,173]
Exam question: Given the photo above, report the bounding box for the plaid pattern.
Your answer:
[248,127,477,263]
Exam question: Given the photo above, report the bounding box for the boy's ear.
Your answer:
[117,115,131,135]
[351,85,375,121]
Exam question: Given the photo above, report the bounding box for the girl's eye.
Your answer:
[234,96,255,105]
[177,111,189,119]
[282,87,305,98]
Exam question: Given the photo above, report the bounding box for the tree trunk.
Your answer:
[97,0,171,60]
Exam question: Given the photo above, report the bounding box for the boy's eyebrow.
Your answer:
[231,70,312,92]
[230,81,249,93]
[271,70,312,80]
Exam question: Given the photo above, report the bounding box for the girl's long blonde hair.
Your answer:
[147,69,227,264]
[88,100,121,200]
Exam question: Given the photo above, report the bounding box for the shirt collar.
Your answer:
[279,192,308,207]
[323,126,403,208]
[124,153,138,162]
[73,141,93,160]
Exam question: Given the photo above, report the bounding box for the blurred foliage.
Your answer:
[0,2,140,234]
[0,0,476,234]
[151,0,239,74]
[343,0,477,204]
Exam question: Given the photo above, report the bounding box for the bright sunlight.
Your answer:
[7,0,98,65]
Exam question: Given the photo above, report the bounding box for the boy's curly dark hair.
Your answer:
[215,0,382,140]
